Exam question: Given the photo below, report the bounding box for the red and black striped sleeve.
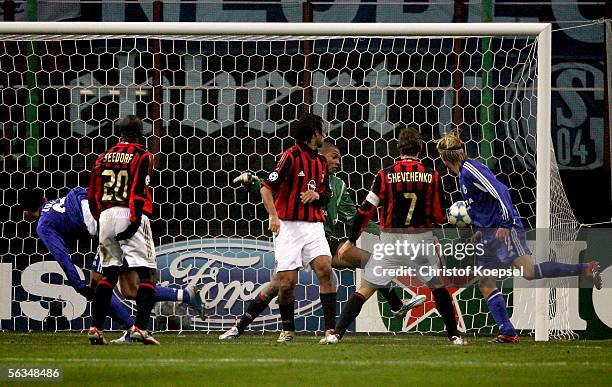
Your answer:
[261,151,293,193]
[431,170,447,225]
[312,157,332,208]
[348,170,385,243]
[128,152,152,223]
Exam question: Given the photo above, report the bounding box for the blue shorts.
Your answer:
[91,248,129,274]
[478,227,532,269]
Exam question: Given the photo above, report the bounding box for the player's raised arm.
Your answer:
[347,169,385,244]
[233,172,261,193]
[336,181,379,235]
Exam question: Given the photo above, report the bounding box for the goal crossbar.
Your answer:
[0,21,550,37]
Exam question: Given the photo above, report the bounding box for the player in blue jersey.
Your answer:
[436,130,602,343]
[20,187,202,342]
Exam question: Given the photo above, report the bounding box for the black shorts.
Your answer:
[327,236,347,257]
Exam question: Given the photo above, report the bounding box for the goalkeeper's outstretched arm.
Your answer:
[233,172,261,194]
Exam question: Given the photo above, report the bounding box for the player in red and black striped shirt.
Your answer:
[260,134,332,223]
[88,133,153,225]
[87,115,159,345]
[322,127,464,345]
[259,114,336,342]
[348,142,446,234]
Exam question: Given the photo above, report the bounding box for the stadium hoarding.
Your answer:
[359,273,612,340]
[155,238,350,332]
[0,238,354,333]
[355,230,612,339]
[1,233,611,338]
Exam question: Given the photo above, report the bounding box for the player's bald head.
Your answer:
[319,141,339,156]
[319,141,341,174]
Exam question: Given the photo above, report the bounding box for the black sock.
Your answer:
[92,280,114,330]
[135,282,156,330]
[320,292,336,331]
[278,299,295,332]
[378,288,403,311]
[432,288,459,338]
[335,292,366,336]
[237,293,271,334]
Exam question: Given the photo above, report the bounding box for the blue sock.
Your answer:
[486,289,516,336]
[155,286,186,303]
[533,262,586,279]
[108,294,135,329]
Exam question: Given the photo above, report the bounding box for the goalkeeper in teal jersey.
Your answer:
[219,142,425,340]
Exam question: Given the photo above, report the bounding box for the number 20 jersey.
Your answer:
[88,141,153,223]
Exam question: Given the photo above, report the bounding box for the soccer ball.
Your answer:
[447,201,471,227]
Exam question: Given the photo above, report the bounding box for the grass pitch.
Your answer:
[0,332,610,386]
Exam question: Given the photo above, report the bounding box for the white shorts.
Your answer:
[98,206,156,269]
[363,231,442,287]
[273,220,331,272]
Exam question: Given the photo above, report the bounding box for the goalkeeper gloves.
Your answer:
[232,172,260,186]
[115,218,141,241]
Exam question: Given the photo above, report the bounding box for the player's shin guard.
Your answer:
[486,289,516,336]
[278,298,295,332]
[92,267,120,330]
[335,292,366,337]
[92,281,115,330]
[534,262,585,279]
[432,288,459,338]
[135,282,156,330]
[320,292,337,331]
[237,292,272,334]
[377,288,403,312]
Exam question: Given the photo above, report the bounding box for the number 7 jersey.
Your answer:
[88,141,154,223]
[367,159,446,229]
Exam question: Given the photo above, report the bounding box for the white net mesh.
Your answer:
[0,31,578,338]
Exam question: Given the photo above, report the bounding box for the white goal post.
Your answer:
[0,22,558,340]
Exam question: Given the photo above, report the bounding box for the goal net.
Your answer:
[0,22,578,340]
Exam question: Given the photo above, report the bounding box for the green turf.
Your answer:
[0,332,610,386]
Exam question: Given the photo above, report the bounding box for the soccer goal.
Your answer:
[0,22,577,341]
